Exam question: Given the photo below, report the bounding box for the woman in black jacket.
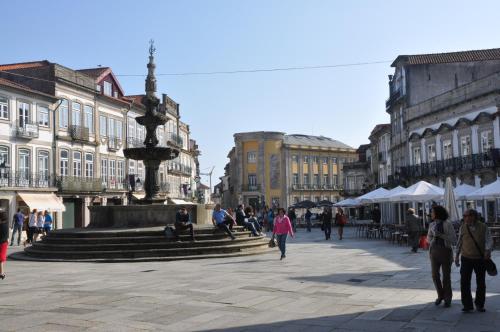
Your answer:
[0,208,9,280]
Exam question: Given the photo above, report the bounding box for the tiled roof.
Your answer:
[0,60,50,71]
[125,94,146,107]
[392,48,500,67]
[0,77,56,100]
[284,134,354,150]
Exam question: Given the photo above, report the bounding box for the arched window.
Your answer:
[59,99,69,128]
[38,151,49,180]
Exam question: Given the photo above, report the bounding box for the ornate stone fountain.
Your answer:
[124,41,179,204]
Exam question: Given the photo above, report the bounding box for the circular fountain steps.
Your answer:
[10,226,271,262]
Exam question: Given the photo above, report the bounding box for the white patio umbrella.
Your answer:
[357,187,389,204]
[388,180,444,202]
[374,186,406,203]
[333,198,361,207]
[466,178,500,200]
[443,177,460,224]
[454,183,477,200]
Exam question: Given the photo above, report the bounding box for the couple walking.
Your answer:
[428,205,493,313]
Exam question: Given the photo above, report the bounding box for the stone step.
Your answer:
[10,247,271,263]
[24,241,270,260]
[31,236,267,251]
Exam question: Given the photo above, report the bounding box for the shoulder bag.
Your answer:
[466,225,497,276]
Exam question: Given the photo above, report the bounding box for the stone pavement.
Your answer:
[1,228,499,332]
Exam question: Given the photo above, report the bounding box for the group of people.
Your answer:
[426,205,493,313]
[317,207,347,240]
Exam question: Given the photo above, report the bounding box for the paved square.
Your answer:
[1,228,499,331]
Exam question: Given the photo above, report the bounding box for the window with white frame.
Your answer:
[427,144,436,162]
[413,146,421,165]
[443,139,452,159]
[37,151,49,179]
[313,174,320,186]
[247,151,256,163]
[137,162,144,182]
[108,118,115,138]
[59,99,68,128]
[99,115,107,137]
[0,97,8,120]
[109,160,116,186]
[303,155,309,164]
[248,174,257,188]
[18,101,30,127]
[303,174,309,185]
[116,120,123,140]
[103,81,112,96]
[60,150,68,176]
[323,174,329,185]
[461,136,471,156]
[312,156,319,165]
[72,102,81,127]
[18,149,30,180]
[101,159,108,184]
[73,151,81,177]
[0,146,9,180]
[333,175,338,186]
[37,105,49,127]
[481,131,493,152]
[85,153,93,178]
[117,160,124,186]
[84,105,93,133]
[128,118,135,139]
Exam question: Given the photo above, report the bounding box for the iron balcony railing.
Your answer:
[166,132,183,147]
[0,171,54,188]
[167,161,192,175]
[69,125,90,142]
[15,120,39,139]
[400,149,500,180]
[57,176,102,192]
[102,177,128,191]
[107,136,122,151]
[290,184,343,191]
[243,184,260,191]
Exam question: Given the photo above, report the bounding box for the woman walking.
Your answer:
[0,208,9,279]
[335,208,347,240]
[272,208,294,260]
[427,205,457,308]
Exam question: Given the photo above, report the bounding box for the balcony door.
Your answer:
[37,151,49,186]
[18,149,30,186]
[18,102,29,127]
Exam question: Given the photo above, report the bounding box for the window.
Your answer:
[333,175,338,186]
[314,196,320,203]
[0,146,9,181]
[312,156,319,165]
[108,118,116,138]
[413,147,421,165]
[117,160,124,185]
[101,159,108,184]
[443,139,452,159]
[481,131,493,152]
[99,115,107,137]
[293,197,300,204]
[18,101,30,127]
[37,151,49,182]
[323,174,329,185]
[292,155,298,163]
[332,157,337,164]
[18,149,30,181]
[303,174,309,185]
[128,118,135,139]
[59,99,68,128]
[60,150,68,176]
[37,105,49,127]
[0,97,8,120]
[84,105,94,133]
[73,151,81,177]
[313,174,320,186]
[85,153,94,178]
[109,160,116,186]
[427,144,436,162]
[292,173,299,185]
[247,151,256,163]
[137,162,144,181]
[72,102,81,126]
[322,157,328,164]
[103,81,112,96]
[248,174,257,189]
[303,156,309,164]
[461,136,471,156]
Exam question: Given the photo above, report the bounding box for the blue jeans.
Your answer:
[276,234,287,257]
[11,223,23,245]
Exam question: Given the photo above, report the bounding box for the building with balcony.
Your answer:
[0,59,202,228]
[368,124,391,186]
[342,144,371,197]
[225,132,356,210]
[386,48,500,193]
[0,77,64,226]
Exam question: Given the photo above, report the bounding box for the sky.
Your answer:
[3,0,500,186]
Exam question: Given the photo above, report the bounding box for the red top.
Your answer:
[273,215,294,236]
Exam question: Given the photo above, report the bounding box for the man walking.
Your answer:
[455,209,493,313]
[406,208,422,253]
[305,208,312,232]
[10,208,25,246]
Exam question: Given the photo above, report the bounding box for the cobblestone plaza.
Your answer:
[1,228,499,331]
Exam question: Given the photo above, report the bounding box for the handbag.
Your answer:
[466,225,497,276]
[268,235,277,248]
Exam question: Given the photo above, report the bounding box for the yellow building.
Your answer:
[226,132,357,209]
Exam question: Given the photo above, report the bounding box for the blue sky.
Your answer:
[3,0,500,184]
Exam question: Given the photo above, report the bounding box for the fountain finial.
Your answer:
[146,39,157,98]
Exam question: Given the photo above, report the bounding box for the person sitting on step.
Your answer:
[170,207,195,241]
[212,204,236,240]
[235,204,259,236]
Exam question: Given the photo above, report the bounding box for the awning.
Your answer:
[166,198,197,205]
[18,192,66,212]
